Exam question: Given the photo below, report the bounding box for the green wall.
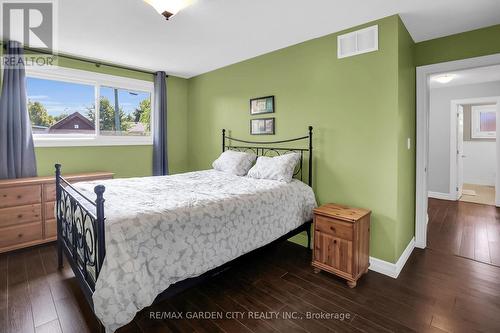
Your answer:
[187,15,415,263]
[36,146,153,178]
[10,14,500,263]
[23,55,189,178]
[396,18,416,258]
[415,24,500,66]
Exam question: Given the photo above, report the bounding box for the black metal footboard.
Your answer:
[55,164,105,307]
[53,127,314,331]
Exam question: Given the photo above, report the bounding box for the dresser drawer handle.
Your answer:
[330,226,336,232]
[18,233,23,238]
[17,195,22,199]
[17,214,23,218]
[333,239,337,244]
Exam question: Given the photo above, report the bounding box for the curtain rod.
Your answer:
[2,43,165,77]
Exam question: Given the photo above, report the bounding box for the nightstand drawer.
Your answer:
[315,215,353,241]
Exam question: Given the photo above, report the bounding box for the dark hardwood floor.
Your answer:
[2,238,500,333]
[428,198,500,266]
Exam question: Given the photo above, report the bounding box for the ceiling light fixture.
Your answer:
[433,74,457,84]
[144,0,193,20]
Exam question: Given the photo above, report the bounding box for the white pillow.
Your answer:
[212,150,257,176]
[247,153,300,182]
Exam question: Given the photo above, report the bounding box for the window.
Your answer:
[25,66,154,147]
[27,77,95,135]
[471,104,496,139]
[99,87,151,137]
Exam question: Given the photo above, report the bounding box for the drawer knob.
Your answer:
[330,226,336,232]
[18,233,23,238]
[333,239,337,244]
[17,214,23,218]
[17,195,22,199]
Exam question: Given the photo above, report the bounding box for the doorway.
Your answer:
[450,97,499,206]
[415,53,500,249]
[421,66,500,266]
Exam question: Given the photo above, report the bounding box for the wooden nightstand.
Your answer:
[312,203,371,288]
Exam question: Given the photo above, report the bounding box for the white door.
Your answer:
[457,105,464,198]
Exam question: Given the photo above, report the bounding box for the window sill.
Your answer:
[471,134,496,139]
[34,136,153,147]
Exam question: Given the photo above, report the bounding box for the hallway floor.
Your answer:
[428,198,500,267]
[459,183,495,206]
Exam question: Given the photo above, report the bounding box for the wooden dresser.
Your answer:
[0,172,114,253]
[312,203,371,288]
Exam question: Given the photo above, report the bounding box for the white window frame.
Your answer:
[26,66,155,147]
[471,104,496,139]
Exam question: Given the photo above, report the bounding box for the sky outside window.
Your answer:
[27,77,94,118]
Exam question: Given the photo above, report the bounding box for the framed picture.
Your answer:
[250,118,275,135]
[250,96,274,115]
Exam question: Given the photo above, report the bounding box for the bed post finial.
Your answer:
[308,126,313,187]
[222,128,226,152]
[94,185,106,272]
[55,164,63,269]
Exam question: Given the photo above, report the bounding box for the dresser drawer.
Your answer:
[0,222,43,249]
[45,219,57,239]
[0,204,42,228]
[43,184,56,202]
[315,215,353,241]
[0,185,41,208]
[45,201,56,220]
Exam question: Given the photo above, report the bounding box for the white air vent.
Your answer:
[337,25,378,59]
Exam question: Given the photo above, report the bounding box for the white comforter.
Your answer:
[72,169,316,332]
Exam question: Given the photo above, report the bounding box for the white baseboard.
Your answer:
[369,237,415,279]
[428,191,456,201]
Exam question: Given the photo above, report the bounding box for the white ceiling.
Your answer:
[18,0,500,77]
[430,64,500,89]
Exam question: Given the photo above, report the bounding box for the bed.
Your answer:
[55,127,316,332]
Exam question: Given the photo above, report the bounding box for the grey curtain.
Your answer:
[0,41,37,179]
[152,71,168,176]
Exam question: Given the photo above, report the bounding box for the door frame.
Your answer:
[450,103,464,201]
[415,53,500,249]
[449,97,500,201]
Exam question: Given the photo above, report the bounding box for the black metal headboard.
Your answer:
[222,126,313,186]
